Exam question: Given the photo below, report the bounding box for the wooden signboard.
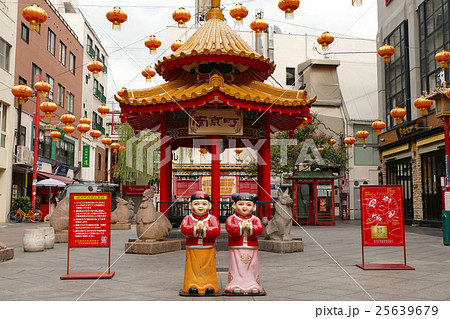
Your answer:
[357,185,414,270]
[61,193,115,279]
[188,109,243,136]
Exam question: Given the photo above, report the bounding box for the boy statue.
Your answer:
[224,193,265,295]
[180,191,221,296]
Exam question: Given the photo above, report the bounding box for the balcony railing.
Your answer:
[87,45,96,59]
[93,88,106,103]
[93,122,105,135]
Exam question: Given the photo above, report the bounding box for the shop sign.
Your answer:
[82,145,90,167]
[396,118,423,139]
[122,185,151,194]
[319,198,327,212]
[188,109,243,136]
[360,185,404,246]
[56,163,69,177]
[68,193,111,248]
[201,176,237,196]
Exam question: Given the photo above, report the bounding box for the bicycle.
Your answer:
[8,208,42,223]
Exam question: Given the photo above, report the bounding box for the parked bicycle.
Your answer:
[8,208,42,223]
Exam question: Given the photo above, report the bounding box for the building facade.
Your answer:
[13,0,83,202]
[377,0,450,227]
[0,1,18,222]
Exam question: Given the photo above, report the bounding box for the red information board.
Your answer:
[61,192,115,280]
[357,185,414,270]
[69,193,111,248]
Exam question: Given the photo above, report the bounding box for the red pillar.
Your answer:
[159,113,172,214]
[211,136,220,218]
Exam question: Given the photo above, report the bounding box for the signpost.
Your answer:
[61,193,115,279]
[357,185,414,270]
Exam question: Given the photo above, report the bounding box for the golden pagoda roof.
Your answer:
[116,72,316,110]
[155,6,275,82]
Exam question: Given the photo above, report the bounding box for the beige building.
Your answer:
[377,0,449,227]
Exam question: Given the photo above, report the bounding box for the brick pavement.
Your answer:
[0,220,449,301]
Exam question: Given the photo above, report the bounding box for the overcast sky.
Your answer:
[76,0,378,108]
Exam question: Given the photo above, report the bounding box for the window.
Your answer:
[46,75,54,100]
[95,46,100,60]
[87,35,93,52]
[38,129,74,166]
[18,76,27,85]
[21,23,29,44]
[59,41,66,65]
[18,125,26,147]
[0,37,11,72]
[0,103,7,148]
[384,21,411,128]
[418,0,450,94]
[85,75,89,84]
[286,67,295,86]
[93,78,99,92]
[31,63,42,88]
[57,84,65,108]
[47,29,56,55]
[101,54,105,64]
[98,153,102,170]
[69,52,75,74]
[353,125,379,166]
[68,92,74,113]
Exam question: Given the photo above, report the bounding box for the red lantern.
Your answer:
[106,7,127,31]
[87,60,104,77]
[171,40,184,52]
[11,84,33,105]
[234,148,243,156]
[356,129,369,143]
[230,4,248,25]
[278,0,300,19]
[142,66,156,82]
[414,97,434,116]
[22,4,48,32]
[90,129,102,142]
[371,120,386,135]
[378,44,395,63]
[119,145,126,153]
[318,147,324,153]
[50,130,61,141]
[40,101,57,119]
[446,88,450,99]
[199,148,208,155]
[97,104,110,118]
[435,50,450,68]
[390,107,406,124]
[344,136,356,148]
[34,81,51,98]
[352,0,362,6]
[173,7,191,28]
[144,35,161,55]
[111,142,120,153]
[63,125,75,137]
[101,136,112,148]
[328,138,336,146]
[120,113,127,124]
[79,117,91,125]
[250,18,268,37]
[317,32,334,51]
[77,123,90,137]
[299,117,309,129]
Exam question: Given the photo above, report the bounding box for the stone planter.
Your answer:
[42,227,55,249]
[23,229,45,252]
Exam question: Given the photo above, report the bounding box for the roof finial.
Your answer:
[207,0,224,20]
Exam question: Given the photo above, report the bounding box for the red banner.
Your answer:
[319,198,327,212]
[69,193,111,248]
[360,185,405,246]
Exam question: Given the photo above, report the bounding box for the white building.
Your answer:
[0,1,18,222]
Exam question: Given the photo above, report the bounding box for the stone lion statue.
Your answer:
[262,188,293,241]
[111,197,130,224]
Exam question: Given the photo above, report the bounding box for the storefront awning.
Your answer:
[37,171,78,185]
[290,171,338,182]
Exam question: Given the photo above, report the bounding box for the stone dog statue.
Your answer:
[111,197,130,224]
[262,188,293,241]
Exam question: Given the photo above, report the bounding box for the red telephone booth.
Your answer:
[291,171,337,225]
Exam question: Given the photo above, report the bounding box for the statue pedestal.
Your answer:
[0,248,14,262]
[259,239,303,253]
[55,231,68,243]
[111,223,131,230]
[125,239,184,255]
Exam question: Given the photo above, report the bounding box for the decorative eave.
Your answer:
[154,11,275,82]
[174,164,251,171]
[423,87,449,100]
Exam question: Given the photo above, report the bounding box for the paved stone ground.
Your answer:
[0,220,449,301]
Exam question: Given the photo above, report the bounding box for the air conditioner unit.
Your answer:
[16,145,33,164]
[280,173,292,187]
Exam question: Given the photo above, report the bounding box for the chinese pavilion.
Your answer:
[115,0,316,218]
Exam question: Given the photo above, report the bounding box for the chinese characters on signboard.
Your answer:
[82,145,90,167]
[360,185,404,246]
[188,109,243,136]
[69,193,111,248]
